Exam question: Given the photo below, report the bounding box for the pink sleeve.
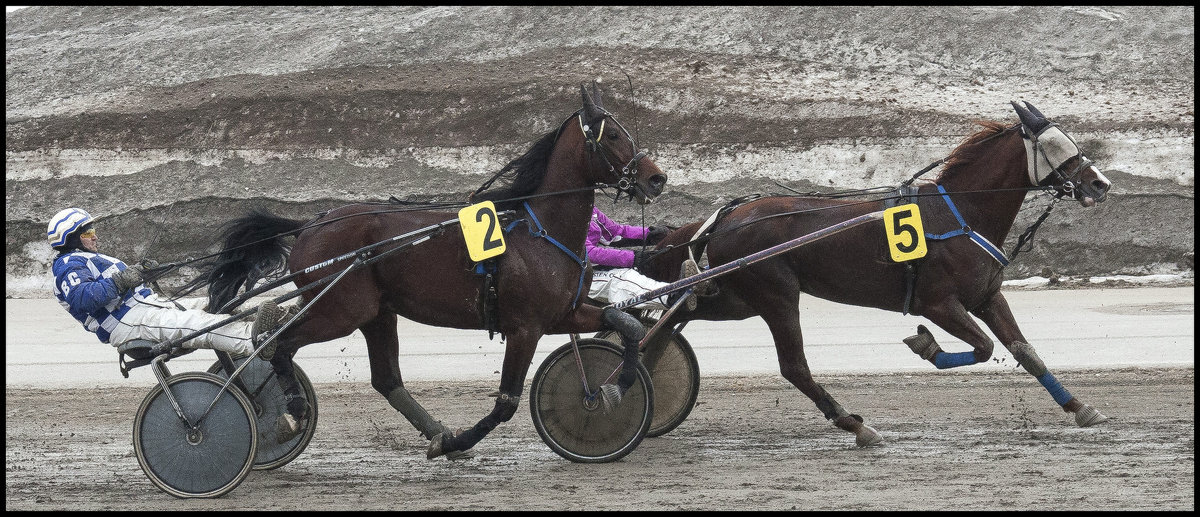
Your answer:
[588,245,635,267]
[594,209,649,241]
[586,209,639,267]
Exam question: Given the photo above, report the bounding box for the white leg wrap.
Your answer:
[1007,341,1047,377]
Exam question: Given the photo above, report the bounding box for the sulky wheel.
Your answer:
[596,329,699,437]
[529,338,653,463]
[208,356,318,470]
[132,371,257,498]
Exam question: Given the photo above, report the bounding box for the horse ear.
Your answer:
[580,82,603,122]
[589,81,605,110]
[1022,101,1047,120]
[1011,100,1045,130]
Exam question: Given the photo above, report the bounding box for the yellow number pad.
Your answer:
[458,201,507,262]
[883,204,927,262]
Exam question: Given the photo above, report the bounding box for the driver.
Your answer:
[47,207,296,359]
[586,206,708,311]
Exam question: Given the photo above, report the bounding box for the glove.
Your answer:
[111,265,146,293]
[646,226,669,244]
[632,249,652,271]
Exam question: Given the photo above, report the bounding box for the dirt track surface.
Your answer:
[5,366,1193,511]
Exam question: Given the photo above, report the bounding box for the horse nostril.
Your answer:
[1092,179,1110,193]
[651,174,667,191]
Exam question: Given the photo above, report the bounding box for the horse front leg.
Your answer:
[428,329,540,459]
[973,293,1109,427]
[906,298,995,369]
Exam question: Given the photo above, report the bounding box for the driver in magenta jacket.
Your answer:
[585,207,699,311]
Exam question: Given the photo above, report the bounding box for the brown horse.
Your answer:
[196,83,667,458]
[642,101,1112,446]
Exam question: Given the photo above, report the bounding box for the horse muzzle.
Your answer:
[634,173,668,204]
[1073,166,1112,207]
[619,165,666,204]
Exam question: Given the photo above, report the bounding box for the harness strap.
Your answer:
[925,185,1010,267]
[686,194,763,269]
[505,202,589,309]
[472,259,502,339]
[890,184,922,315]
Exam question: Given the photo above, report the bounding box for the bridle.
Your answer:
[1019,120,1096,199]
[577,107,649,200]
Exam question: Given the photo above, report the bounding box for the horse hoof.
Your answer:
[855,425,884,447]
[427,433,448,459]
[599,383,622,412]
[427,429,470,459]
[1074,404,1109,427]
[275,413,303,444]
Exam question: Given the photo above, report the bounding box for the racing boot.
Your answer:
[903,325,943,362]
[253,300,300,360]
[664,259,705,311]
[682,257,717,297]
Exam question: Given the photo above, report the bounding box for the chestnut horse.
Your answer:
[196,84,667,458]
[642,102,1112,446]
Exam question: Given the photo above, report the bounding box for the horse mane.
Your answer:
[470,123,564,211]
[936,120,1012,183]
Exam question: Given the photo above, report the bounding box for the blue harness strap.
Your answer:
[503,202,589,309]
[925,184,1010,266]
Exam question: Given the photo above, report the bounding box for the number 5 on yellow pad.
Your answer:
[883,204,927,262]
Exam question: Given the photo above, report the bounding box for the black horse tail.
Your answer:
[181,207,306,313]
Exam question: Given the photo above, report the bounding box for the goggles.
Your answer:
[79,228,97,239]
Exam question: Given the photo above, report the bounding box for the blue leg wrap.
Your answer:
[1037,372,1074,405]
[933,351,977,369]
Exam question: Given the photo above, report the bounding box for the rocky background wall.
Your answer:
[6,6,1194,297]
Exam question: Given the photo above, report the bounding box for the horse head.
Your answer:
[578,82,667,204]
[1011,101,1111,207]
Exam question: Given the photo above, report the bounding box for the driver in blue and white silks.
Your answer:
[47,207,286,357]
[585,207,699,311]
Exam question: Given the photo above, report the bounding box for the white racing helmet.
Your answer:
[47,208,94,248]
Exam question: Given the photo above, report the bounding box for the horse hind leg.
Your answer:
[269,353,310,442]
[759,307,882,447]
[385,387,452,440]
[428,391,520,460]
[357,312,465,453]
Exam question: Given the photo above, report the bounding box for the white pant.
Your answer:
[589,268,673,311]
[106,295,254,356]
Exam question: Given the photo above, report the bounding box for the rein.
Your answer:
[653,185,1058,262]
[157,106,648,302]
[651,122,1063,266]
[154,183,619,300]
